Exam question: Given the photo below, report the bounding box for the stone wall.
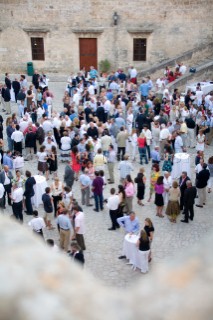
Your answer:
[0,215,213,319]
[0,0,213,73]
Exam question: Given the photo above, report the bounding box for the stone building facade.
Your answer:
[0,0,212,73]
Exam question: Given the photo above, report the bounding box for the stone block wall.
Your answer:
[1,216,213,319]
[0,0,213,73]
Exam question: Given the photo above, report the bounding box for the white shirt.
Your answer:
[4,172,10,186]
[13,156,24,169]
[75,211,85,234]
[12,187,24,203]
[28,217,46,231]
[163,176,172,189]
[37,151,47,162]
[130,68,137,78]
[19,120,29,132]
[88,84,95,95]
[179,65,187,74]
[11,130,24,142]
[0,183,5,198]
[42,120,53,133]
[107,195,120,210]
[61,136,71,150]
[160,128,170,140]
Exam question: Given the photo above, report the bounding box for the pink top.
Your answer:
[155,184,164,194]
[125,182,135,197]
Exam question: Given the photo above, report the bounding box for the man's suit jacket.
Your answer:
[5,77,11,90]
[179,176,190,196]
[12,81,20,93]
[64,165,74,187]
[184,186,197,207]
[0,170,13,185]
[196,169,210,189]
[24,177,36,197]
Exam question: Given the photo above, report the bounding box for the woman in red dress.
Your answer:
[70,146,81,181]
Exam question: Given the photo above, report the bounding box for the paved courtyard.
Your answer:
[2,79,213,288]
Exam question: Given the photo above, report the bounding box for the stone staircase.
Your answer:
[138,42,213,81]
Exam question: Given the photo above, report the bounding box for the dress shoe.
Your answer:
[108,227,116,231]
[189,217,193,221]
[203,203,205,205]
[108,181,114,184]
[118,255,126,259]
[181,220,188,223]
[196,205,203,208]
[93,209,99,212]
[86,204,93,206]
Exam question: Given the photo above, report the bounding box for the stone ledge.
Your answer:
[72,28,104,34]
[127,28,153,34]
[23,28,50,33]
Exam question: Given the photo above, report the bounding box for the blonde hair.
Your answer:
[145,218,153,228]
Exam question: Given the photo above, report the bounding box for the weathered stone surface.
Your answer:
[0,0,213,72]
[0,215,213,320]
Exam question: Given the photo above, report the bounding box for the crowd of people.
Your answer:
[0,65,213,272]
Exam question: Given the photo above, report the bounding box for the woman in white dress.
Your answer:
[196,129,206,152]
[60,131,71,162]
[131,129,138,161]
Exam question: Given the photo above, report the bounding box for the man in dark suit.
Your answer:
[24,170,36,215]
[179,171,190,211]
[64,165,75,189]
[0,165,13,208]
[5,73,11,90]
[196,163,210,208]
[181,180,197,223]
[3,86,11,115]
[12,78,21,102]
[69,242,85,266]
[32,70,40,90]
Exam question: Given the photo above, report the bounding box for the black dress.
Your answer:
[135,173,145,200]
[49,154,58,173]
[154,193,164,206]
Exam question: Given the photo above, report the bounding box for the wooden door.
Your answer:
[79,38,97,72]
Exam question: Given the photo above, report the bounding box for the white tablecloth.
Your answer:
[32,175,48,208]
[171,153,191,180]
[186,82,213,95]
[122,234,142,269]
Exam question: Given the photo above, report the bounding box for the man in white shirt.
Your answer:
[101,132,112,157]
[11,183,24,223]
[88,81,95,95]
[159,124,170,158]
[179,63,187,75]
[28,210,46,238]
[72,89,80,107]
[19,117,29,132]
[0,182,5,212]
[163,171,172,205]
[130,66,137,84]
[174,131,183,153]
[73,206,86,251]
[42,117,53,133]
[11,124,24,155]
[107,188,120,230]
[13,152,24,173]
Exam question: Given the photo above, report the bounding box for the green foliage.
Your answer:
[99,59,111,73]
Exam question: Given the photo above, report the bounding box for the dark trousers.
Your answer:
[138,147,148,164]
[25,195,33,214]
[180,194,184,210]
[33,229,44,239]
[76,233,86,251]
[3,184,12,207]
[14,141,22,155]
[12,201,23,223]
[117,147,125,161]
[183,205,194,222]
[146,145,151,160]
[94,193,103,211]
[109,209,119,229]
[52,195,62,217]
